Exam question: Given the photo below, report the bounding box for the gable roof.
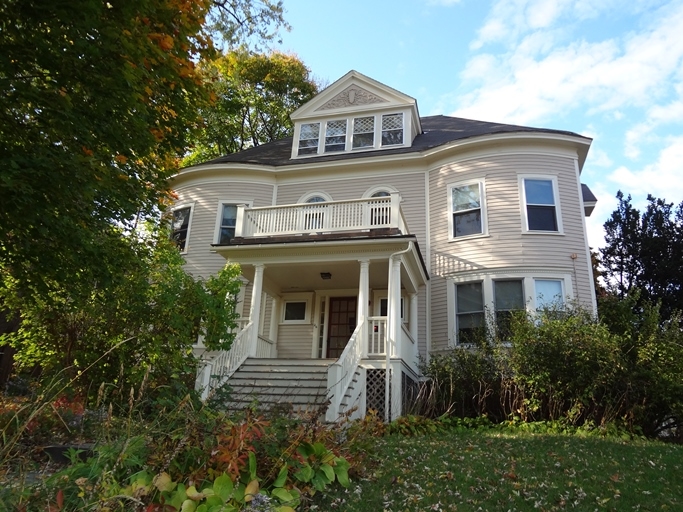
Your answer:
[194,115,592,168]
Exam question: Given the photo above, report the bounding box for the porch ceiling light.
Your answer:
[320,272,332,280]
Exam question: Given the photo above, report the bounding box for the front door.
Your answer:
[326,297,357,359]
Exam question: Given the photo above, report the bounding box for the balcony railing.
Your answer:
[234,192,408,238]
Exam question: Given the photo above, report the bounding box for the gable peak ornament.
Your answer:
[316,85,387,111]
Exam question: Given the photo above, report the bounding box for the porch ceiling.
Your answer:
[240,260,391,293]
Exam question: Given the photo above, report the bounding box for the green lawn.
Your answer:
[311,430,683,511]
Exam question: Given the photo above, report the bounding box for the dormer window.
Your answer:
[298,123,320,156]
[294,111,406,157]
[352,116,375,148]
[382,113,403,146]
[325,120,347,152]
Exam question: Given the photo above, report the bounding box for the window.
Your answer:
[281,293,312,324]
[379,297,405,321]
[304,195,326,230]
[171,205,192,252]
[298,122,320,155]
[455,282,485,344]
[535,279,564,309]
[381,113,403,146]
[294,113,406,157]
[218,204,238,244]
[494,280,525,339]
[523,178,559,232]
[370,190,391,225]
[353,116,374,148]
[324,120,347,152]
[450,182,485,238]
[284,302,307,321]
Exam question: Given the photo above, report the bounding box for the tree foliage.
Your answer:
[600,191,683,319]
[183,49,318,166]
[0,226,241,396]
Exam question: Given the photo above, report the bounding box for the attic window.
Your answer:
[352,116,374,148]
[382,113,403,146]
[298,123,320,155]
[325,120,347,152]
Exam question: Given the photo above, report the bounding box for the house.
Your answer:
[171,71,598,421]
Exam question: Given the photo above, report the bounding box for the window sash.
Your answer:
[535,279,564,309]
[171,207,191,251]
[324,120,347,152]
[284,301,307,321]
[352,116,375,148]
[456,282,484,343]
[381,113,403,146]
[524,179,558,231]
[451,183,483,237]
[219,204,237,244]
[298,123,320,155]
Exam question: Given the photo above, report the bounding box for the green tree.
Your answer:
[600,191,683,320]
[0,226,241,397]
[183,49,318,166]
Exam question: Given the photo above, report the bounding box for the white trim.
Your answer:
[362,184,399,199]
[297,191,333,203]
[447,179,488,241]
[213,199,253,244]
[280,292,314,325]
[170,201,195,254]
[574,158,598,314]
[447,270,574,346]
[519,174,564,234]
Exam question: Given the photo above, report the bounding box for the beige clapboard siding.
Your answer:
[428,152,593,352]
[276,172,427,247]
[430,277,450,351]
[277,324,314,358]
[175,181,274,279]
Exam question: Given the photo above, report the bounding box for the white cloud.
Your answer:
[455,1,683,126]
[607,135,683,202]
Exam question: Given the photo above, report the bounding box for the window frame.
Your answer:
[324,119,348,153]
[213,199,253,245]
[447,271,572,346]
[281,292,314,325]
[373,290,407,323]
[519,175,563,234]
[170,202,195,254]
[448,180,488,241]
[293,111,407,158]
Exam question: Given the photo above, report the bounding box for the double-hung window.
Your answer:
[218,204,238,244]
[352,116,375,148]
[171,205,192,252]
[455,282,485,344]
[298,123,320,155]
[324,120,347,152]
[494,280,525,340]
[535,279,564,309]
[381,113,403,146]
[450,181,485,238]
[523,178,560,232]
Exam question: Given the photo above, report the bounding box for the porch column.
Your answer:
[249,264,265,357]
[409,292,418,342]
[357,259,370,358]
[269,296,280,358]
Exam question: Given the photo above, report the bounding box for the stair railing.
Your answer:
[326,318,363,422]
[199,321,254,399]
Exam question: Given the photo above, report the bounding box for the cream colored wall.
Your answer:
[174,180,274,278]
[427,151,594,351]
[277,324,314,358]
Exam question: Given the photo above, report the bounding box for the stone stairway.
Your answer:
[224,358,333,414]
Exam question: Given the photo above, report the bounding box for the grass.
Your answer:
[311,429,683,511]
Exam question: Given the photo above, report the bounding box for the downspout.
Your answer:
[385,241,413,422]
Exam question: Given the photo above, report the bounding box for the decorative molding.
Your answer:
[316,86,387,111]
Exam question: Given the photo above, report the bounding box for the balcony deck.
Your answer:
[227,192,409,243]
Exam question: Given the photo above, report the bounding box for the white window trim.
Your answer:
[519,175,564,235]
[447,270,573,346]
[362,184,399,199]
[292,110,408,158]
[213,199,253,244]
[170,202,195,254]
[372,290,407,323]
[297,191,333,204]
[448,179,488,241]
[281,292,314,325]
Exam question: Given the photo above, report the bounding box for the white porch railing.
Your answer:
[198,321,254,399]
[235,194,408,238]
[326,319,364,422]
[256,335,276,358]
[368,316,387,356]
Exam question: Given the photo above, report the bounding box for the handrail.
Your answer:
[200,321,254,399]
[326,319,363,421]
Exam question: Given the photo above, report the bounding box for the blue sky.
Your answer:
[275,0,683,250]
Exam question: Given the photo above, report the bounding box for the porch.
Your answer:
[195,194,428,421]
